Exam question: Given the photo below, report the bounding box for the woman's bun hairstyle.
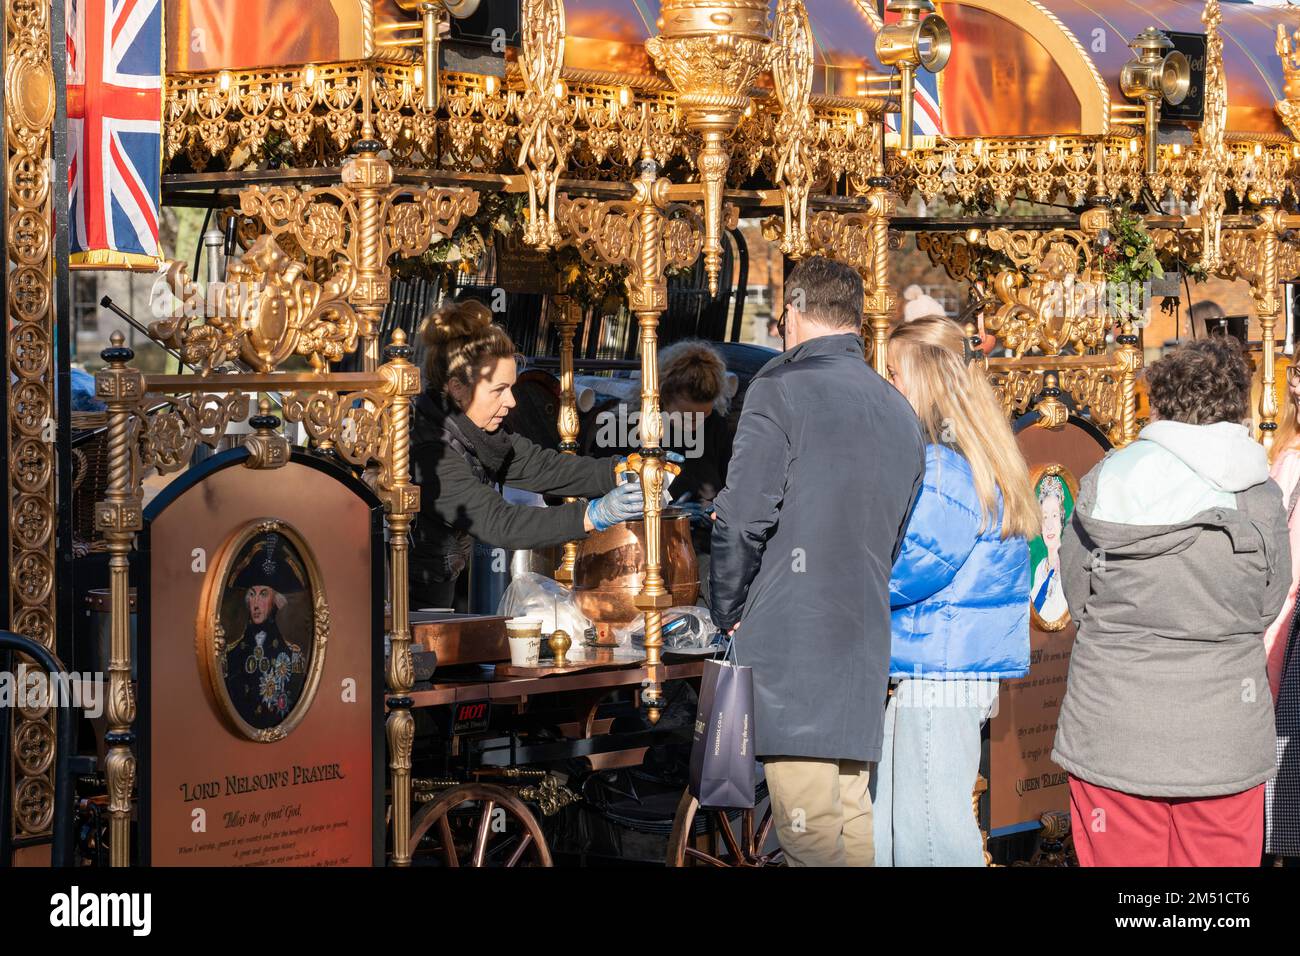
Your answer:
[420,299,515,403]
[659,339,730,415]
[422,298,494,344]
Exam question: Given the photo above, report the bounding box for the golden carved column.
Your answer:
[553,296,583,585]
[5,0,62,850]
[94,333,145,866]
[378,329,421,865]
[1114,320,1143,447]
[626,157,678,724]
[647,1,772,296]
[344,140,393,371]
[864,177,898,375]
[1256,200,1284,454]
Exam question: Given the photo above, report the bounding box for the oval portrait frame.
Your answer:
[1028,462,1080,633]
[196,518,330,743]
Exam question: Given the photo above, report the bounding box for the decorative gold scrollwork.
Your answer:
[982,229,1107,358]
[140,393,252,474]
[7,0,60,841]
[771,0,815,259]
[554,192,710,273]
[1200,2,1228,275]
[517,0,568,249]
[152,235,360,374]
[281,389,392,475]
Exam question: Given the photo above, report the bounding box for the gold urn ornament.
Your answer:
[647,1,773,295]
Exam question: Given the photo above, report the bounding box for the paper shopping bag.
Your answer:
[689,657,756,809]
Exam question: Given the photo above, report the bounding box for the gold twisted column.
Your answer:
[361,0,375,58]
[94,332,145,866]
[1114,321,1143,447]
[378,329,421,865]
[553,296,583,585]
[343,140,392,371]
[1256,200,1283,454]
[864,177,897,374]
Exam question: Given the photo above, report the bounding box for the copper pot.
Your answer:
[573,510,699,645]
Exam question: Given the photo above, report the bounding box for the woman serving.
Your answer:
[408,300,644,609]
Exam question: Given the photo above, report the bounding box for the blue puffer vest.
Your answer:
[889,443,1030,679]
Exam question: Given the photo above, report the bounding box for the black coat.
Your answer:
[409,392,617,602]
[709,334,925,762]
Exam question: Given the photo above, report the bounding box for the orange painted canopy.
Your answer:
[164,1,1300,138]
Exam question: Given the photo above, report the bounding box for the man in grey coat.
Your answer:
[709,256,925,866]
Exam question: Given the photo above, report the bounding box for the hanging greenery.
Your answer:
[556,245,627,310]
[1103,205,1164,285]
[393,191,526,285]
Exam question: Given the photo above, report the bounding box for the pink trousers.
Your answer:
[1069,775,1264,867]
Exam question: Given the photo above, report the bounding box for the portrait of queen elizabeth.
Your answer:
[1029,469,1076,630]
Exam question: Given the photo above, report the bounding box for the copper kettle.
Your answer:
[572,510,699,645]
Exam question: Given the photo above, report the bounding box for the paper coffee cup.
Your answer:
[506,617,543,667]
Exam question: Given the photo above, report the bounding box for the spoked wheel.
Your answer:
[407,783,553,867]
[665,790,784,867]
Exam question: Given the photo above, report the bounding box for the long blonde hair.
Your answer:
[887,316,1039,539]
[1275,362,1300,460]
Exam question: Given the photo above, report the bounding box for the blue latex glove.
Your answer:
[587,475,645,532]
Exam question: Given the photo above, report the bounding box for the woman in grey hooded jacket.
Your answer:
[1053,337,1289,866]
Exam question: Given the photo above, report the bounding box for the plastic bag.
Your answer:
[496,571,592,638]
[627,606,721,651]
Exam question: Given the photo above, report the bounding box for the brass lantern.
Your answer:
[1120,26,1190,177]
[875,0,951,151]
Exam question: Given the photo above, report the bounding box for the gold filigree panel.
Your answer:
[887,135,1300,209]
[6,0,60,843]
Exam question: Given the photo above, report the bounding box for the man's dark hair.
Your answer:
[784,257,863,331]
[1146,335,1251,425]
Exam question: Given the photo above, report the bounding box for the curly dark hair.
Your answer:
[1145,335,1251,426]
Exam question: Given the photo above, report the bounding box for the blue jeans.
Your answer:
[872,678,998,867]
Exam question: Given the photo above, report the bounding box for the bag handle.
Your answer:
[721,629,740,666]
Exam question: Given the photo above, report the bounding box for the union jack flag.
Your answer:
[885,66,943,138]
[68,0,163,265]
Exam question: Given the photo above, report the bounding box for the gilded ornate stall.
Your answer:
[10,0,1300,868]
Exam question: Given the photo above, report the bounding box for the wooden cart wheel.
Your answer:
[666,790,784,867]
[407,783,553,867]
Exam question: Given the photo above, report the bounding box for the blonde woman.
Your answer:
[1264,361,1300,861]
[875,316,1038,866]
